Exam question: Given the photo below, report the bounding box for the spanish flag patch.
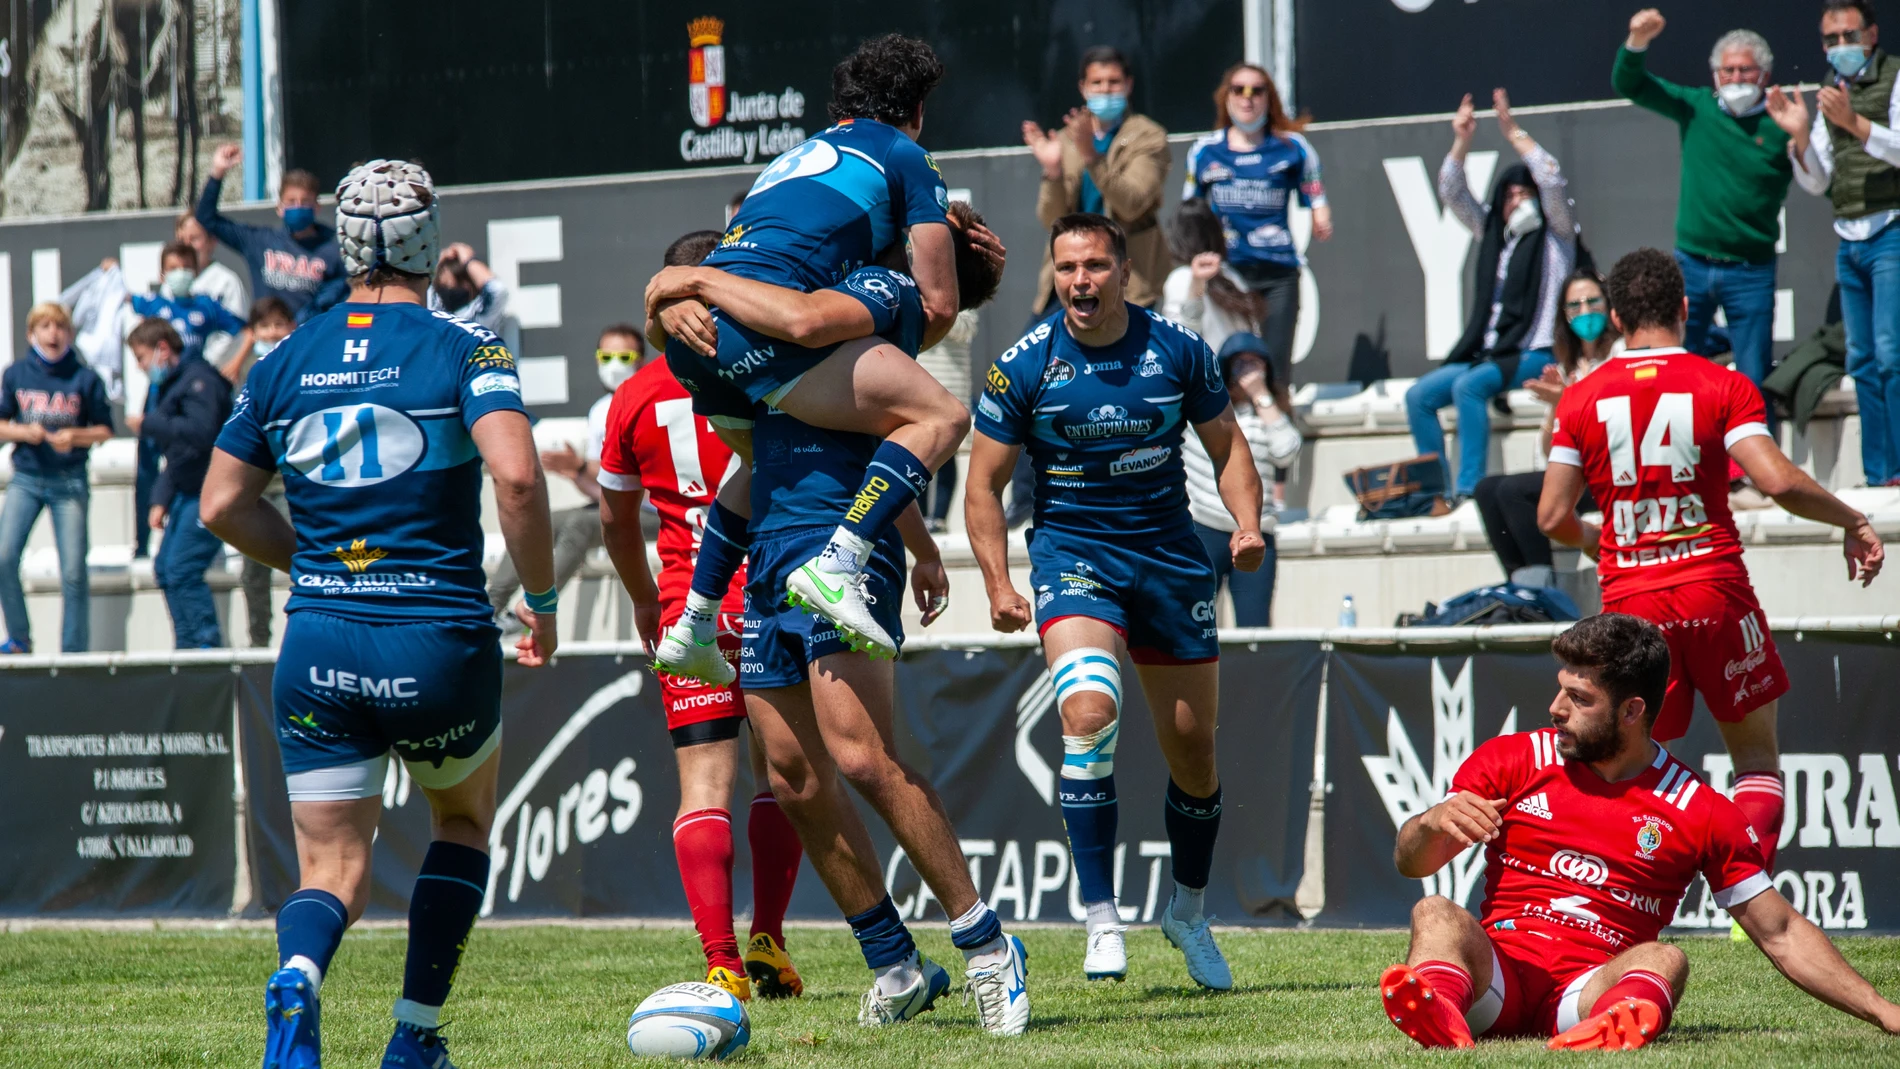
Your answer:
[1635,367,1658,380]
[346,313,374,328]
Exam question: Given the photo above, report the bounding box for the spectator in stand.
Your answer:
[228,298,296,647]
[1022,45,1173,316]
[1183,62,1331,388]
[175,213,249,370]
[1407,89,1578,503]
[196,144,347,322]
[1182,333,1292,626]
[485,323,638,632]
[1768,0,1900,486]
[0,303,114,654]
[1615,10,1792,398]
[126,319,234,649]
[1473,269,1617,588]
[428,242,510,333]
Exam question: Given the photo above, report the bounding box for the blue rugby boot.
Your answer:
[381,1020,457,1068]
[261,966,321,1069]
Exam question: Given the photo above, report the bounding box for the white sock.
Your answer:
[391,998,441,1030]
[1171,882,1205,923]
[285,954,323,993]
[681,590,721,642]
[817,527,874,575]
[873,952,923,998]
[1086,899,1121,934]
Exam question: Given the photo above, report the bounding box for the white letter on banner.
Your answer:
[1384,151,1496,359]
[486,217,563,329]
[1028,840,1069,920]
[988,840,1027,920]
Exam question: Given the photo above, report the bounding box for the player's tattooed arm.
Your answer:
[1536,461,1601,560]
[1192,406,1267,572]
[964,432,1031,633]
[1395,791,1509,878]
[1729,888,1900,1033]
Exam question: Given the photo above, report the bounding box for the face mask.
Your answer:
[1570,311,1609,343]
[149,363,169,387]
[1717,81,1763,115]
[1505,196,1542,237]
[1085,92,1128,124]
[283,206,316,233]
[252,338,279,360]
[598,357,637,391]
[1231,113,1267,134]
[162,268,196,300]
[1829,45,1872,79]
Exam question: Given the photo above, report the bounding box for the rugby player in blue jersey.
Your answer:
[201,160,559,1069]
[654,34,992,664]
[965,214,1266,992]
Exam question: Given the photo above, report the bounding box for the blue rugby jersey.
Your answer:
[707,120,949,292]
[974,306,1230,539]
[1182,130,1327,271]
[215,302,528,625]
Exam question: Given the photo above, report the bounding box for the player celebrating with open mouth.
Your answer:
[1382,612,1900,1050]
[965,213,1266,990]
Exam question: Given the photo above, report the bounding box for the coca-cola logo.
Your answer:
[1550,849,1609,886]
[1724,646,1768,681]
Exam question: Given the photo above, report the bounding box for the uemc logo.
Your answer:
[1550,849,1609,886]
[309,666,417,699]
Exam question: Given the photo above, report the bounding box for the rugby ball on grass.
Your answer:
[626,981,750,1060]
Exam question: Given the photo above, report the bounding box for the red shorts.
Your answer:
[1466,924,1613,1038]
[656,607,745,732]
[1603,577,1788,742]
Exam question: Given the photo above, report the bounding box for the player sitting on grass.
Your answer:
[1382,612,1900,1051]
[647,200,1003,686]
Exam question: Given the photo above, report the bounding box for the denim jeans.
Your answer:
[1837,224,1900,485]
[1193,521,1277,627]
[1675,249,1778,387]
[0,469,91,652]
[154,493,225,648]
[1405,349,1556,497]
[133,437,159,557]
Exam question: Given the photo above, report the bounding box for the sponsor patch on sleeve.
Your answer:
[468,344,516,370]
[470,372,522,397]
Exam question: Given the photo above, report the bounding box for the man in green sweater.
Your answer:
[1615,8,1793,398]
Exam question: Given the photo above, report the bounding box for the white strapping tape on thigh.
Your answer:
[286,753,390,802]
[1053,647,1122,713]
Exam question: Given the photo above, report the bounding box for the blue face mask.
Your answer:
[1570,312,1609,343]
[1085,92,1128,124]
[1829,44,1872,79]
[283,206,316,233]
[1231,113,1268,134]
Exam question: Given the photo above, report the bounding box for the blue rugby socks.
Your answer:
[276,887,348,991]
[820,441,930,574]
[948,900,1008,969]
[847,894,922,997]
[394,841,490,1031]
[683,502,749,642]
[1164,780,1223,921]
[1060,771,1119,918]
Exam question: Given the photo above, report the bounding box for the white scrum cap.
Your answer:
[334,159,440,277]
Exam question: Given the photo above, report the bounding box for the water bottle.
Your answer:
[1338,594,1357,628]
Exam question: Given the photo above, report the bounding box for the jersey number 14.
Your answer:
[1596,393,1699,486]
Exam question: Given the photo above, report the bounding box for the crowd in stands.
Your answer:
[1,2,1895,651]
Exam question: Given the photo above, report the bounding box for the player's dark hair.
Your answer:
[664,230,723,268]
[280,168,322,198]
[159,240,198,270]
[249,296,293,327]
[947,201,1003,311]
[1552,614,1672,730]
[1825,0,1877,28]
[1605,247,1686,336]
[1050,212,1127,263]
[127,317,184,355]
[829,34,944,127]
[1079,45,1130,80]
[599,323,644,352]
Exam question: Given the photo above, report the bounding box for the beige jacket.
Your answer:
[1032,113,1174,314]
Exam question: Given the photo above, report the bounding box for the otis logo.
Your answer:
[1550,849,1610,886]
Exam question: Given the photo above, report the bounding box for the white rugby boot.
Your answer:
[963,934,1030,1036]
[857,956,950,1026]
[785,559,897,659]
[1083,924,1128,981]
[651,617,735,686]
[1161,892,1233,991]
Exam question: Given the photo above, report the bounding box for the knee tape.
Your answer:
[1062,721,1119,781]
[1055,647,1122,781]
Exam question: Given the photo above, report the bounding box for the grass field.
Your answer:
[3,924,1899,1067]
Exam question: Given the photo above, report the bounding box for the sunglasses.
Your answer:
[1228,84,1267,99]
[597,349,642,365]
[1823,29,1868,47]
[1563,296,1606,313]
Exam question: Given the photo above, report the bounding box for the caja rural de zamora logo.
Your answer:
[679,16,811,164]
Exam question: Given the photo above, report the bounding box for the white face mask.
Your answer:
[162,268,196,300]
[598,358,636,391]
[1717,81,1763,115]
[1505,196,1543,238]
[253,338,279,360]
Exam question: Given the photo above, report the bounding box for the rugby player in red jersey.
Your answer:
[1537,248,1884,871]
[597,230,805,1002]
[1381,613,1900,1050]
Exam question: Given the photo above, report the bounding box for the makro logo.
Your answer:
[1550,849,1610,886]
[846,475,890,524]
[1111,445,1169,476]
[309,666,418,699]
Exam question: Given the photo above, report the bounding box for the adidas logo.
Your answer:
[1515,792,1553,821]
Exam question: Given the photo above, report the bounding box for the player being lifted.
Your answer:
[1383,613,1900,1050]
[653,34,1000,664]
[966,214,1266,990]
[596,230,807,1002]
[201,160,559,1069]
[1537,248,1885,877]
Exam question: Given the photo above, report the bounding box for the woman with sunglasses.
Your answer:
[1472,269,1615,589]
[1182,63,1331,391]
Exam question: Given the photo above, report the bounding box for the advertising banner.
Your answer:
[0,663,236,913]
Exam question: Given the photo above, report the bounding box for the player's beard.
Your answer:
[1555,712,1623,764]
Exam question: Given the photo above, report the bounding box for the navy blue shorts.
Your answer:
[664,312,839,428]
[1027,525,1220,664]
[741,526,906,688]
[273,611,502,801]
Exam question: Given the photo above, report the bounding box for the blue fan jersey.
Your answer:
[1182,131,1327,270]
[215,302,528,626]
[707,120,949,292]
[749,266,927,537]
[974,307,1229,540]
